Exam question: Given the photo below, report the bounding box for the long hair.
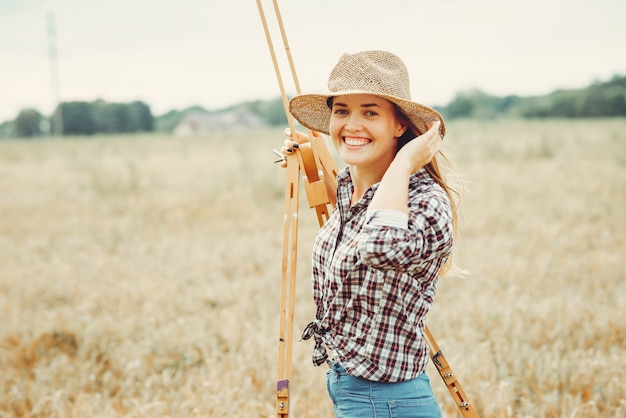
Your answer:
[325,97,463,275]
[394,106,463,277]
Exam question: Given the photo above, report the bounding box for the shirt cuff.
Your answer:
[365,209,409,229]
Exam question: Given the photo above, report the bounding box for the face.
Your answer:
[329,94,406,173]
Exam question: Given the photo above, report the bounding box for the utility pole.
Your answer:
[47,11,63,136]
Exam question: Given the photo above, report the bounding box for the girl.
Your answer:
[283,50,459,418]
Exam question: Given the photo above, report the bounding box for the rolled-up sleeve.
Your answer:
[358,190,453,271]
[365,209,409,229]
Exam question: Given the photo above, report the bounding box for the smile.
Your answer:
[343,137,371,146]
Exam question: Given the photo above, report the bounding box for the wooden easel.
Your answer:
[255,1,478,416]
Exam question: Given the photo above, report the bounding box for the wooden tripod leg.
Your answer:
[424,326,479,417]
[276,154,300,418]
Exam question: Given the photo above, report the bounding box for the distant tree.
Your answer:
[14,108,45,138]
[92,101,129,133]
[0,120,16,139]
[155,106,207,132]
[112,103,131,132]
[521,75,626,118]
[51,100,155,135]
[585,76,626,116]
[497,95,523,114]
[444,91,479,118]
[605,91,626,116]
[582,90,606,117]
[53,102,95,135]
[228,97,286,126]
[128,101,154,132]
[92,99,113,133]
[262,98,288,125]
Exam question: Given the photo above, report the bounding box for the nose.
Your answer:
[345,114,362,132]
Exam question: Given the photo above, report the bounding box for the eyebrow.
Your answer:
[332,102,381,108]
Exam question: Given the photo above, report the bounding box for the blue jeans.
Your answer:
[326,362,442,418]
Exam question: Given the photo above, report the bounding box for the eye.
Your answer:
[332,108,348,115]
[364,110,378,117]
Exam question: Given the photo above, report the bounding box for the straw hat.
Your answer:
[289,50,445,138]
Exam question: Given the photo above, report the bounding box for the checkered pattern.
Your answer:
[300,166,453,383]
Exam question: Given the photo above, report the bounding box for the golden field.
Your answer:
[0,118,625,417]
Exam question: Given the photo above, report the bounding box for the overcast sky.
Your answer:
[1,0,625,122]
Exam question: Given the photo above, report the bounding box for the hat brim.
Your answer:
[289,90,445,137]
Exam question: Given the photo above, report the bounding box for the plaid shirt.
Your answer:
[300,166,453,382]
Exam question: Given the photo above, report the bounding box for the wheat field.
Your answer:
[0,119,625,418]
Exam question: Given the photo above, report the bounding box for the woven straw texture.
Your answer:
[289,50,445,137]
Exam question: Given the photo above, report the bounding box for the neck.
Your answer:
[348,164,385,205]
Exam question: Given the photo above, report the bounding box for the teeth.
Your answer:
[344,137,369,146]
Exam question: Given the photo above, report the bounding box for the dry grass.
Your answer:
[0,119,624,417]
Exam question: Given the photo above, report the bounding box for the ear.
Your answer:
[396,122,407,138]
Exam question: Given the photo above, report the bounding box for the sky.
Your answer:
[1,0,625,122]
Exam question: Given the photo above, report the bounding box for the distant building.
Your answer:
[173,111,264,137]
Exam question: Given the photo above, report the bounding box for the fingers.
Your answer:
[426,120,441,135]
[281,138,299,156]
[424,120,444,140]
[426,122,443,154]
[279,127,326,168]
[283,127,310,144]
[277,127,305,169]
[397,121,442,172]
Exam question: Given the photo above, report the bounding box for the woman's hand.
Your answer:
[368,121,443,214]
[393,121,443,174]
[279,128,324,168]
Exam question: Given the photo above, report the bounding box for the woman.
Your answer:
[283,50,460,418]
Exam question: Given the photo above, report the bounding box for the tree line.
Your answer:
[442,75,626,119]
[1,74,624,139]
[1,100,154,139]
[219,74,626,124]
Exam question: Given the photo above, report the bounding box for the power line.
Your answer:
[47,11,63,136]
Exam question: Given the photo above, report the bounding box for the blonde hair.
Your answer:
[395,107,464,277]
